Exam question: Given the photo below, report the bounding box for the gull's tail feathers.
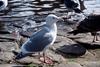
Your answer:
[15,52,28,60]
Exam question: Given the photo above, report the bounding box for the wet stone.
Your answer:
[41,0,55,2]
[11,7,35,11]
[37,11,52,15]
[9,0,22,2]
[23,3,36,7]
[0,18,25,22]
[8,1,21,5]
[32,2,39,4]
[53,8,68,13]
[11,11,35,17]
[42,4,52,8]
[10,3,23,6]
[0,15,21,18]
[0,13,5,15]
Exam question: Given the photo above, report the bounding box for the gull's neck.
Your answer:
[45,23,57,32]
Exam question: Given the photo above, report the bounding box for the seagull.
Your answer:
[68,15,100,42]
[63,0,86,21]
[0,0,8,11]
[13,14,63,64]
[64,0,82,13]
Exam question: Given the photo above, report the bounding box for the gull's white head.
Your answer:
[45,14,62,25]
[0,0,8,11]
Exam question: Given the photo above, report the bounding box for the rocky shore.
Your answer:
[0,0,100,67]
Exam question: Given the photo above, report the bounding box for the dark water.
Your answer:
[0,0,68,33]
[0,0,65,21]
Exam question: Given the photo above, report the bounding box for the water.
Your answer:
[0,0,64,22]
[0,0,67,34]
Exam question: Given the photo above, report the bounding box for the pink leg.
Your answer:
[39,51,53,64]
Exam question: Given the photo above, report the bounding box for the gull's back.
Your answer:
[21,27,54,53]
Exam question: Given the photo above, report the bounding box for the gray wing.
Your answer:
[22,28,53,52]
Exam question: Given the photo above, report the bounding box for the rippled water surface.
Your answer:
[0,0,68,35]
[0,0,64,21]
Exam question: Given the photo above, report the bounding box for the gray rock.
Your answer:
[37,11,52,15]
[0,0,100,66]
[0,42,18,51]
[81,61,100,67]
[0,34,18,41]
[14,54,42,64]
[11,2,23,6]
[11,11,35,17]
[57,44,86,56]
[55,62,82,67]
[0,42,19,63]
[0,64,23,67]
[11,7,35,11]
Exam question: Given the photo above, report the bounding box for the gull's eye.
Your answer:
[52,17,55,19]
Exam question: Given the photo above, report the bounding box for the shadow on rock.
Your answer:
[56,44,86,58]
[75,41,100,49]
